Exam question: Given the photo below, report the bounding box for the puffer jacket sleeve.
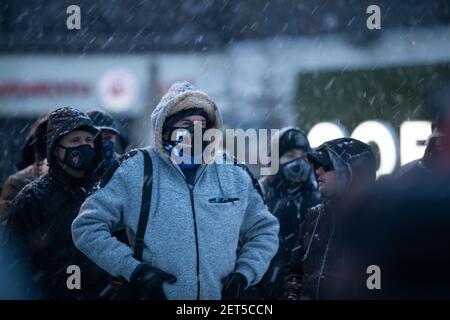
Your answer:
[71,158,141,281]
[234,171,280,286]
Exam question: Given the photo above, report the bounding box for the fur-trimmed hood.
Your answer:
[150,81,223,157]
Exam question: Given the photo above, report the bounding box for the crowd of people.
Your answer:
[1,80,450,300]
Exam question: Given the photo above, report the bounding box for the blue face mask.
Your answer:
[102,139,115,166]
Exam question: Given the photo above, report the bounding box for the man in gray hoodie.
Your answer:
[72,81,279,300]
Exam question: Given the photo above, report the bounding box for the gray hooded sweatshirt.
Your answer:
[71,81,279,300]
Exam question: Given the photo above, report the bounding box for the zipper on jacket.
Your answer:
[187,166,208,300]
[188,185,201,300]
[315,206,336,299]
[170,162,207,300]
[159,151,210,299]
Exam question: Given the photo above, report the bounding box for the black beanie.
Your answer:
[279,128,311,157]
[163,108,210,135]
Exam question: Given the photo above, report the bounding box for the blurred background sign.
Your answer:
[0,55,150,116]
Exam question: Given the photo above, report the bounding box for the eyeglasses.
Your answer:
[320,162,334,172]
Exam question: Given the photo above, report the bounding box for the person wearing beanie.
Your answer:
[257,127,321,300]
[3,107,108,299]
[283,138,377,300]
[72,81,280,300]
[87,109,127,179]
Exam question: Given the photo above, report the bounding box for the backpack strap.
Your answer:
[133,149,153,261]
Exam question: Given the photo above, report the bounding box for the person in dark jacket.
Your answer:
[0,113,49,225]
[87,110,128,179]
[3,107,107,299]
[257,127,321,300]
[282,137,377,300]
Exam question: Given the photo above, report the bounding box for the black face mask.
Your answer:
[280,157,312,185]
[58,144,95,171]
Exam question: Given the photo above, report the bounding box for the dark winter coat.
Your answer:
[259,173,320,253]
[1,163,48,202]
[256,128,320,300]
[0,162,47,225]
[1,113,49,225]
[283,138,376,300]
[257,177,320,300]
[283,201,346,300]
[4,107,107,299]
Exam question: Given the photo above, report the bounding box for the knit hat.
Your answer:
[162,107,211,136]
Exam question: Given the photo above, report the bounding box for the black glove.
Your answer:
[221,272,248,300]
[130,263,177,300]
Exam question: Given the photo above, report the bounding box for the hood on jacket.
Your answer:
[308,138,377,194]
[17,112,50,170]
[150,81,223,158]
[46,107,103,171]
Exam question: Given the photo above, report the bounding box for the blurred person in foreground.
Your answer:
[282,138,377,300]
[257,127,320,300]
[3,107,108,299]
[336,99,450,299]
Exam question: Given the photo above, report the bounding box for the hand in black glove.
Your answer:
[130,263,177,300]
[221,272,248,300]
